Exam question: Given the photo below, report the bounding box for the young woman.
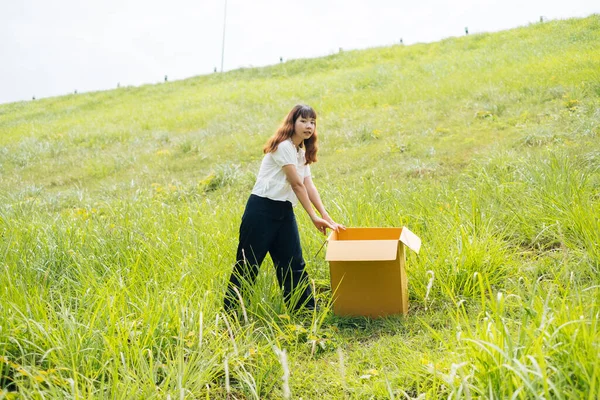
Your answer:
[224,104,344,313]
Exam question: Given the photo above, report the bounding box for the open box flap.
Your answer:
[325,240,399,261]
[400,227,422,254]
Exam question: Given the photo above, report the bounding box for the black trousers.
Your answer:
[224,194,315,312]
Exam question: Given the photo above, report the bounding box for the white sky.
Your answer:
[1,0,598,104]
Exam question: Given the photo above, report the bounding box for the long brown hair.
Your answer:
[263,104,318,164]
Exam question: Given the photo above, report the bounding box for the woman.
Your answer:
[224,104,344,313]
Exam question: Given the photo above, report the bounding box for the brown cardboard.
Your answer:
[325,227,421,317]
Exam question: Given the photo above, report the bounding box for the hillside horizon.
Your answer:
[1,13,597,106]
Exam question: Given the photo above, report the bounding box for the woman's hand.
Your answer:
[311,215,345,235]
[311,215,336,235]
[322,214,346,233]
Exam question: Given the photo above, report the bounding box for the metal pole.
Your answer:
[220,0,227,72]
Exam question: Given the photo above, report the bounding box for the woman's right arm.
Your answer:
[282,164,335,235]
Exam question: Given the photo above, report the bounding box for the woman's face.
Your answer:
[293,115,316,141]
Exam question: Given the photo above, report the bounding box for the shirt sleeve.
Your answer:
[271,140,297,167]
[304,164,312,178]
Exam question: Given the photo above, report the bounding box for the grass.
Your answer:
[1,14,599,399]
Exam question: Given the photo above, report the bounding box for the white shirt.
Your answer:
[251,139,311,206]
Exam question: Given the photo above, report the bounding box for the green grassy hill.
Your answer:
[1,15,599,398]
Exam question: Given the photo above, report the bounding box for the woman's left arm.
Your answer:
[304,176,345,230]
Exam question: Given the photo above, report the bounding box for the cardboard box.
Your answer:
[325,227,421,317]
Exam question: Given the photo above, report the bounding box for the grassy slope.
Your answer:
[1,15,599,398]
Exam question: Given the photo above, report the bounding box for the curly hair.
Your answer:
[263,104,318,164]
